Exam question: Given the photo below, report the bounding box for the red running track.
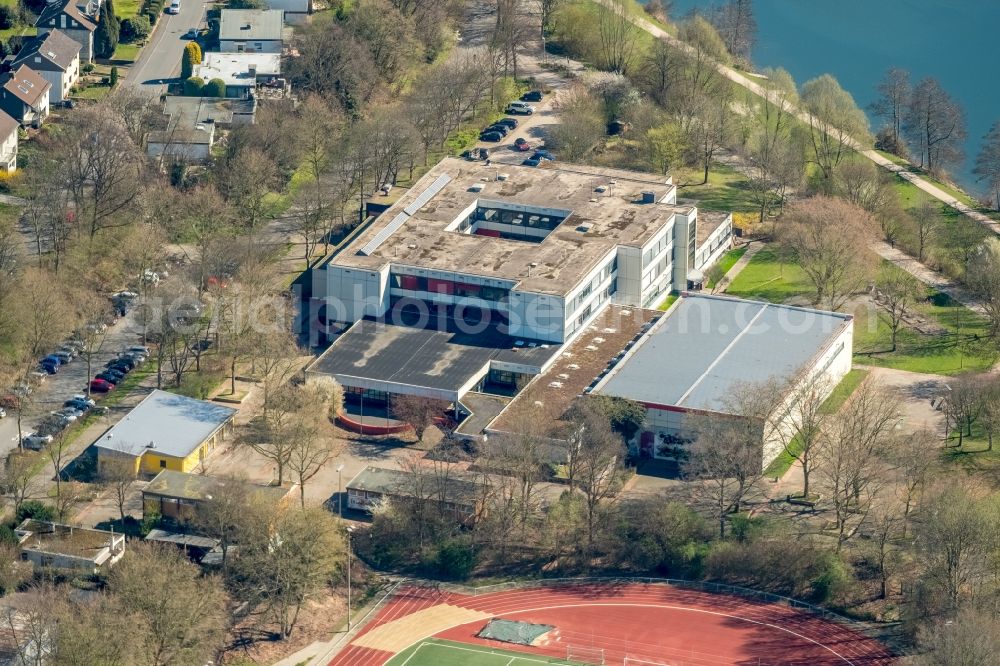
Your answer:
[329,582,896,666]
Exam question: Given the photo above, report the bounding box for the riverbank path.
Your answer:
[603,1,1000,237]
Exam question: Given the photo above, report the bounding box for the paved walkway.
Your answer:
[605,1,1000,237]
[872,241,986,315]
[712,240,762,293]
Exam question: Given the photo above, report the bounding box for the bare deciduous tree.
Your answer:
[1,451,39,517]
[229,507,344,638]
[392,394,450,442]
[891,428,939,537]
[873,266,922,352]
[869,67,911,156]
[286,378,341,506]
[904,77,967,174]
[974,120,1000,210]
[817,379,900,550]
[914,482,1000,614]
[99,452,137,526]
[683,381,782,537]
[597,0,637,74]
[109,542,229,665]
[59,106,145,238]
[777,196,877,310]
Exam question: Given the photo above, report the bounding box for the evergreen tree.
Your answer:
[94,0,120,58]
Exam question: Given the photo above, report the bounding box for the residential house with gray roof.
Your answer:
[12,30,81,104]
[0,66,50,128]
[36,0,97,63]
[219,9,285,53]
[0,111,18,172]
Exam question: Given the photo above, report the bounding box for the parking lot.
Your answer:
[0,307,147,458]
[474,90,564,166]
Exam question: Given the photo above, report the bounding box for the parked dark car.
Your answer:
[522,158,541,167]
[495,118,519,129]
[479,131,504,142]
[65,398,93,411]
[485,124,510,136]
[42,355,62,366]
[108,356,136,371]
[39,361,58,375]
[107,362,132,376]
[90,378,114,392]
[532,149,555,161]
[22,433,52,451]
[97,370,125,384]
[521,90,543,102]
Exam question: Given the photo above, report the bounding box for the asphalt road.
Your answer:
[125,2,209,91]
[0,308,146,457]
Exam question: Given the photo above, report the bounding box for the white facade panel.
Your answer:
[507,291,565,343]
[323,265,389,322]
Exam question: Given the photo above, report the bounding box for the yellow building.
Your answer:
[95,390,237,477]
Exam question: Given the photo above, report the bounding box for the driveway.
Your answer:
[125,1,210,91]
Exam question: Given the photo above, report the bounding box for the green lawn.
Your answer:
[941,423,1000,475]
[113,43,141,63]
[853,268,996,375]
[0,25,36,41]
[656,292,678,311]
[73,84,112,100]
[677,163,758,214]
[764,369,869,478]
[723,246,815,303]
[386,639,585,666]
[705,246,747,288]
[116,0,142,19]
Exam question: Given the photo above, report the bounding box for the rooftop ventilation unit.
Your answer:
[594,186,607,193]
[469,183,485,192]
[497,173,509,181]
[576,223,593,233]
[641,191,656,204]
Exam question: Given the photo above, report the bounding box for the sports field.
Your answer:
[330,582,897,665]
[386,639,584,666]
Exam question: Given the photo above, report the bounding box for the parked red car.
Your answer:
[90,378,115,393]
[514,137,531,151]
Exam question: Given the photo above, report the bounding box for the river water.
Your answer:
[655,0,997,194]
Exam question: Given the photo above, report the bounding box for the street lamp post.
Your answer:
[336,464,345,518]
[346,525,355,631]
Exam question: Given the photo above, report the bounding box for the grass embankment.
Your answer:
[725,250,994,375]
[705,245,747,289]
[656,292,678,311]
[723,246,813,303]
[942,422,1000,476]
[853,284,996,375]
[764,369,869,478]
[678,163,760,214]
[112,43,141,63]
[851,261,995,374]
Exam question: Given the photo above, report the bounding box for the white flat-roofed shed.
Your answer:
[593,293,854,469]
[192,52,281,98]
